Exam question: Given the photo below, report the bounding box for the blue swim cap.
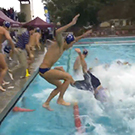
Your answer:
[3,21,11,28]
[35,27,41,33]
[83,49,88,55]
[65,34,75,44]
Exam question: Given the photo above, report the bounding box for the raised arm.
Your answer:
[56,14,80,47]
[75,48,87,73]
[63,29,92,50]
[75,29,92,42]
[56,14,80,34]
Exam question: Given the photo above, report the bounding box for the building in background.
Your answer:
[19,0,31,22]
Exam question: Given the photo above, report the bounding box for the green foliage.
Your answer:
[43,0,135,25]
[98,0,135,21]
[17,12,26,22]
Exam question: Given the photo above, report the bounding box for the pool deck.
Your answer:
[0,46,45,117]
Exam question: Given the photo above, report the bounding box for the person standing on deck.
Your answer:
[0,21,15,91]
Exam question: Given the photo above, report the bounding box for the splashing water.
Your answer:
[66,61,135,135]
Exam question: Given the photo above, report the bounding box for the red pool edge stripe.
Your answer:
[73,102,85,133]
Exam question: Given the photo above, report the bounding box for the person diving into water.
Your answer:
[72,48,108,102]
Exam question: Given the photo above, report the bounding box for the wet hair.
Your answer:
[83,49,88,55]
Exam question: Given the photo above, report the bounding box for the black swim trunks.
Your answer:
[87,70,101,89]
[72,72,94,92]
[39,68,50,74]
[72,71,101,91]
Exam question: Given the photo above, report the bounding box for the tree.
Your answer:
[98,0,135,22]
[43,0,102,26]
[43,0,135,26]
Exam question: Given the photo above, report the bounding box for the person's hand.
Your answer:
[82,29,92,37]
[75,48,81,54]
[71,14,80,25]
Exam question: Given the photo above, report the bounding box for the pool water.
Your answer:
[0,37,135,135]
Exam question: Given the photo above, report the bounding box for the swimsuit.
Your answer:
[72,72,94,92]
[94,87,107,102]
[72,71,107,102]
[39,68,50,74]
[87,70,101,89]
[73,71,101,92]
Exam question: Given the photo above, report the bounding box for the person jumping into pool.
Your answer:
[72,48,108,102]
[39,14,93,111]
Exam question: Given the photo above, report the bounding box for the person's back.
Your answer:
[29,28,41,50]
[29,34,35,47]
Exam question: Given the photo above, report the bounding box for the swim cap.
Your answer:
[65,34,75,44]
[83,49,88,55]
[3,21,11,28]
[35,27,41,33]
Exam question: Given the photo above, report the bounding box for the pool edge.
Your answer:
[0,70,39,124]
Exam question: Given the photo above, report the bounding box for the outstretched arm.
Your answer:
[75,48,87,73]
[63,29,92,50]
[75,29,92,42]
[56,14,80,47]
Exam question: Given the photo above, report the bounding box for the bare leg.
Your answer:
[0,54,7,92]
[43,80,70,111]
[57,80,70,105]
[40,69,74,111]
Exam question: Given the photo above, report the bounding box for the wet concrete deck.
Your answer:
[0,47,46,114]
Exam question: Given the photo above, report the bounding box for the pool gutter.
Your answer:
[0,70,39,124]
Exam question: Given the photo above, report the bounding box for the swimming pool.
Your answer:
[0,36,135,135]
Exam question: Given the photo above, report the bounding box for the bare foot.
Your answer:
[0,86,6,92]
[42,103,53,111]
[57,99,71,106]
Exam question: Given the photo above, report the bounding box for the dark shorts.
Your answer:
[39,68,50,74]
[72,71,101,92]
[72,72,94,92]
[86,71,101,89]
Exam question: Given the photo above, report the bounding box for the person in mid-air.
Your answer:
[39,14,93,111]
